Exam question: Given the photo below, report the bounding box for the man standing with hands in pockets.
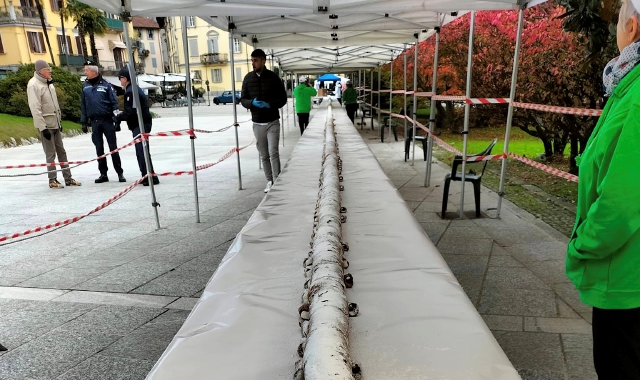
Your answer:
[240,49,287,193]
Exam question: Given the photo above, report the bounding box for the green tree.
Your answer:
[35,0,56,65]
[60,0,107,64]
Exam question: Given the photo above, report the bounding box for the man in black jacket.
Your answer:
[240,49,287,193]
[116,68,158,186]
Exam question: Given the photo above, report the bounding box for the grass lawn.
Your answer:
[0,113,82,146]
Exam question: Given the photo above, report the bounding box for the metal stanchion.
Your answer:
[122,16,161,229]
[228,19,243,190]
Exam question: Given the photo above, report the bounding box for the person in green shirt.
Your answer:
[342,82,358,124]
[566,0,640,377]
[293,77,317,135]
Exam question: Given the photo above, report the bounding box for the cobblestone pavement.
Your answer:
[357,123,596,380]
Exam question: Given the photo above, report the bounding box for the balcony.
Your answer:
[0,4,40,25]
[138,49,149,58]
[106,17,123,31]
[58,54,86,67]
[200,53,229,65]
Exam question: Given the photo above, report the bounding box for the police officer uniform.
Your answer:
[116,68,158,186]
[81,64,125,183]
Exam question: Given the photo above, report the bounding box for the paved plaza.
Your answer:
[0,103,594,380]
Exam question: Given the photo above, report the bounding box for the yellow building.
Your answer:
[165,16,275,95]
[0,0,133,77]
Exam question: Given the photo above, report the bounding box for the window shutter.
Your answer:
[189,39,199,57]
[66,36,73,54]
[38,33,46,53]
[149,42,155,54]
[75,36,82,54]
[0,34,4,54]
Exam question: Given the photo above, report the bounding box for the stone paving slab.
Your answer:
[359,126,596,379]
[0,102,302,379]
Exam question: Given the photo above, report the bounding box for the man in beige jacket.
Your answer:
[27,60,80,188]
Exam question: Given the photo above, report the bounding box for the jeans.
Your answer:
[91,118,123,175]
[253,120,281,182]
[297,113,310,135]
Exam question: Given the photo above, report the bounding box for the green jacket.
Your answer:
[342,87,357,105]
[566,64,640,309]
[293,84,317,113]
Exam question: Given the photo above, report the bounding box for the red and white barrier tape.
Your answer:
[466,98,510,105]
[508,152,579,183]
[512,102,602,117]
[143,130,195,138]
[415,92,434,97]
[465,153,506,162]
[0,137,143,170]
[0,176,147,244]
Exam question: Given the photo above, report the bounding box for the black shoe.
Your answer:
[118,174,126,183]
[95,175,109,184]
[141,177,149,186]
[152,177,160,185]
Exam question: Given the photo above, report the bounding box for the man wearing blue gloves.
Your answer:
[241,49,288,193]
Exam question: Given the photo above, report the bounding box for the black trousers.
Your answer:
[132,125,155,176]
[297,113,310,135]
[91,118,123,175]
[593,306,640,379]
[346,104,358,124]
[337,97,342,106]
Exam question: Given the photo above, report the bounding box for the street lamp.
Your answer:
[206,80,211,106]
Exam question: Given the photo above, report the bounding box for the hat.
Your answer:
[251,49,267,58]
[299,76,308,83]
[35,60,51,72]
[84,59,96,66]
[117,67,131,81]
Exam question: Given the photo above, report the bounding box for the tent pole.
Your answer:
[359,69,362,123]
[497,7,525,218]
[403,44,407,151]
[425,21,441,183]
[459,11,476,219]
[370,69,374,130]
[388,51,393,142]
[181,16,201,222]
[412,40,418,166]
[377,63,381,131]
[122,16,160,229]
[228,21,243,191]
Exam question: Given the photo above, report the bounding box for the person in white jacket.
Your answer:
[335,81,343,105]
[27,60,80,188]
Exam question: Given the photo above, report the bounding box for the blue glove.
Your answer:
[252,98,271,109]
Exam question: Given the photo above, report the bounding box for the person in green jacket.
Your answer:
[342,82,358,124]
[566,0,640,377]
[293,77,317,135]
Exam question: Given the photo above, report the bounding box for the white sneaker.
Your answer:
[264,181,273,193]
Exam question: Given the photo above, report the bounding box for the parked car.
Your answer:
[213,90,241,105]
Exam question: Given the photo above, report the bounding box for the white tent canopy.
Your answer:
[80,75,159,90]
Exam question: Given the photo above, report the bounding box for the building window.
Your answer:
[233,38,241,53]
[0,33,4,54]
[235,67,242,81]
[27,31,46,53]
[212,68,222,83]
[206,31,219,54]
[148,29,154,39]
[193,70,201,81]
[152,58,157,68]
[149,42,155,54]
[140,41,145,50]
[57,34,73,54]
[188,38,198,57]
[50,0,60,12]
[187,16,195,28]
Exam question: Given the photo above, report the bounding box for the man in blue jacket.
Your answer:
[81,61,125,183]
[116,68,158,186]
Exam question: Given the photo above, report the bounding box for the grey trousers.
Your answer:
[253,120,281,182]
[41,128,71,180]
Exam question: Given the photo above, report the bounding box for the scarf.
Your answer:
[603,40,640,96]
